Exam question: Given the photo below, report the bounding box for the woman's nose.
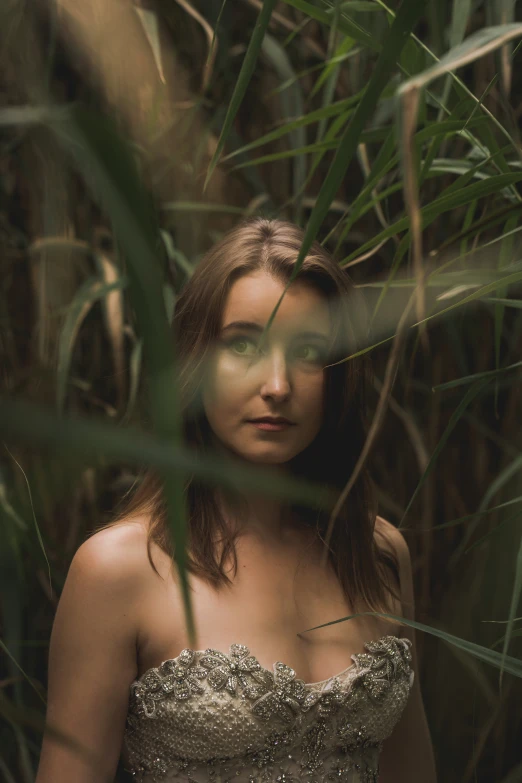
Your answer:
[259,350,291,401]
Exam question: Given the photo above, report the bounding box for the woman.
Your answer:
[35,218,437,783]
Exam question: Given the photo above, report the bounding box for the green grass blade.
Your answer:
[256,0,429,349]
[0,398,338,513]
[398,378,489,529]
[483,297,522,309]
[341,172,522,266]
[261,32,306,219]
[411,268,522,326]
[299,612,522,677]
[433,358,522,391]
[310,33,356,100]
[2,444,51,589]
[160,230,194,279]
[0,639,46,705]
[47,104,195,643]
[493,214,519,415]
[463,507,521,556]
[56,277,125,415]
[423,496,522,533]
[120,337,143,426]
[448,454,522,571]
[232,139,338,167]
[435,0,473,122]
[398,23,522,93]
[160,201,248,214]
[470,525,522,691]
[373,0,522,161]
[282,0,377,49]
[329,116,489,252]
[204,0,277,190]
[222,95,361,162]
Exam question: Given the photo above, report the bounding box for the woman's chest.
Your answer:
[135,535,400,684]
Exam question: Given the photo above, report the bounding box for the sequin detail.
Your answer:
[123,634,414,782]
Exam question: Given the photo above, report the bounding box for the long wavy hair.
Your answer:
[97,217,402,624]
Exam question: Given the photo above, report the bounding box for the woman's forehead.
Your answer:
[222,271,331,333]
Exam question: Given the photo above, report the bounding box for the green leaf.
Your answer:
[330,116,488,252]
[341,172,522,265]
[255,0,429,352]
[120,336,143,426]
[398,378,490,529]
[204,0,277,190]
[2,443,52,591]
[57,277,125,414]
[160,229,194,279]
[135,7,166,83]
[448,453,522,571]
[282,0,377,50]
[222,97,361,162]
[323,266,522,368]
[433,358,522,391]
[232,139,339,167]
[397,24,522,93]
[426,496,522,532]
[463,507,521,556]
[261,32,306,216]
[435,0,473,122]
[0,638,46,705]
[161,201,247,214]
[48,104,195,643]
[412,267,522,326]
[339,0,382,10]
[299,612,522,678]
[310,29,356,100]
[483,297,522,309]
[0,398,337,513]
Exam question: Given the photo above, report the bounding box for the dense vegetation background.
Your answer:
[1,0,522,780]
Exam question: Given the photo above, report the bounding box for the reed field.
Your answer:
[1,0,522,780]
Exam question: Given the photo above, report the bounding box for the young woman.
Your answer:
[35,218,437,783]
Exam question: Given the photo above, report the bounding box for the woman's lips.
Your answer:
[248,421,294,431]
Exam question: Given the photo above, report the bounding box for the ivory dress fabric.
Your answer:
[122,634,414,782]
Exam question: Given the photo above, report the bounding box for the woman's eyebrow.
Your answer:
[221,320,329,340]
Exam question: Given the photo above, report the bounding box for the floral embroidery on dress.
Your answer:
[124,635,414,782]
[316,676,345,716]
[349,635,413,705]
[336,717,377,755]
[300,715,329,773]
[247,660,309,723]
[247,725,301,769]
[199,642,263,694]
[130,648,208,718]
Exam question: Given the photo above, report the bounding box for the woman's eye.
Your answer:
[294,344,324,363]
[228,337,259,356]
[224,337,324,363]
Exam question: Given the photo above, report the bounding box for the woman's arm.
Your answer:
[377,520,438,783]
[35,524,144,783]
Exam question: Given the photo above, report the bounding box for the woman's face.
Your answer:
[201,269,332,465]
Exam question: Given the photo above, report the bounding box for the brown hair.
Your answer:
[98,217,402,625]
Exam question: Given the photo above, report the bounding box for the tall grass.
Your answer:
[1,0,522,779]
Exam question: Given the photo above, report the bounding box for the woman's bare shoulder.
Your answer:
[71,518,154,588]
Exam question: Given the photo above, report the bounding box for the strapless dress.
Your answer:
[121,634,414,782]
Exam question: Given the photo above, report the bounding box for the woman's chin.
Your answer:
[231,447,296,466]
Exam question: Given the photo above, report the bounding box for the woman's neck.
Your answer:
[213,485,305,544]
[207,433,298,542]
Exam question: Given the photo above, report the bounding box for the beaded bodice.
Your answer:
[122,634,414,782]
